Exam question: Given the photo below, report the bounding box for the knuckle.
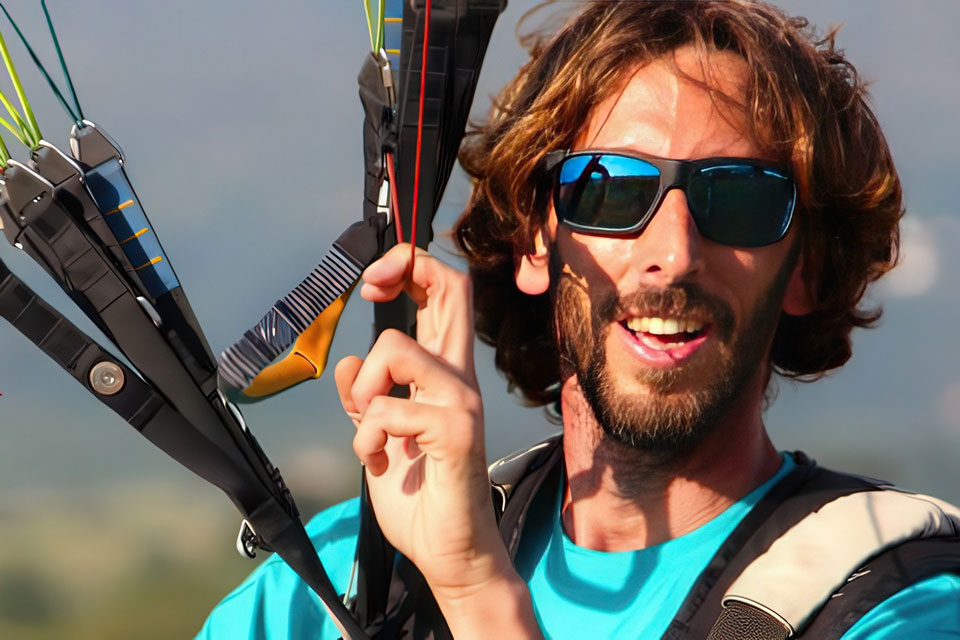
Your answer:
[352,432,367,458]
[376,328,403,346]
[374,328,413,352]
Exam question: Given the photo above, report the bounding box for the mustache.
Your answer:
[595,281,735,342]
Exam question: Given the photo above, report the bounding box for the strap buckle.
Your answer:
[236,519,260,558]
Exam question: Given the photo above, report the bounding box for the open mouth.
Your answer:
[620,316,709,352]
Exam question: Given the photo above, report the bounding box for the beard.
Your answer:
[552,243,799,456]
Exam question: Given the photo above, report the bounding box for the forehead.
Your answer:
[579,46,759,160]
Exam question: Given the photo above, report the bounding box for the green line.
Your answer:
[375,0,385,52]
[0,114,26,146]
[0,87,29,145]
[0,133,9,165]
[0,86,30,140]
[0,2,79,123]
[363,0,375,51]
[363,0,387,52]
[42,0,83,122]
[0,26,40,145]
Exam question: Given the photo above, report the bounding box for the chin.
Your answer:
[590,380,725,454]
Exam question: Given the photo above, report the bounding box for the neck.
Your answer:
[559,375,780,552]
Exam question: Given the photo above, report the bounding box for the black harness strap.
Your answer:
[0,254,371,637]
[0,256,163,429]
[662,456,884,639]
[800,536,960,638]
[492,434,565,559]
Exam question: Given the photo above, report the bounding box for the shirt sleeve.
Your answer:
[840,574,960,639]
[195,498,362,640]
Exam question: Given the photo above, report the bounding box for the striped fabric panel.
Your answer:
[218,244,362,392]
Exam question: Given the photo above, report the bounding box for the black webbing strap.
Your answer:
[354,474,396,631]
[493,435,564,560]
[706,536,960,640]
[0,256,162,428]
[662,455,883,639]
[800,536,960,638]
[0,256,370,638]
[2,166,234,449]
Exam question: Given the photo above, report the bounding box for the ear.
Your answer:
[781,252,814,316]
[515,225,552,295]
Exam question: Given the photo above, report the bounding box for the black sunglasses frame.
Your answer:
[544,149,797,247]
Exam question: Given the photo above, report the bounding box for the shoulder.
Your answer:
[195,498,362,640]
[841,573,960,639]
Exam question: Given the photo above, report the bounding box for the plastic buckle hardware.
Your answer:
[236,519,260,559]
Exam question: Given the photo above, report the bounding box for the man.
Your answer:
[199,2,960,638]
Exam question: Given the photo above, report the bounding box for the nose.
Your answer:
[632,189,704,286]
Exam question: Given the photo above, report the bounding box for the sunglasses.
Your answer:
[544,150,796,248]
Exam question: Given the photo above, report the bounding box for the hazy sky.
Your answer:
[0,0,957,509]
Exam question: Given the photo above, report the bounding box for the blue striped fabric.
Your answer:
[217,243,362,392]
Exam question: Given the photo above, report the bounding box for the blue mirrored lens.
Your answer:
[555,155,661,230]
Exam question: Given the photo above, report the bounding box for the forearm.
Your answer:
[434,569,543,640]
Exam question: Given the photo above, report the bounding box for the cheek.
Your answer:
[711,245,791,322]
[557,231,637,298]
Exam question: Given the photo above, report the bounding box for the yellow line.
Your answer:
[119,227,149,245]
[134,256,162,271]
[385,17,402,23]
[103,199,135,216]
[385,48,400,55]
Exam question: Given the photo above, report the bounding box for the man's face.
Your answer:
[545,48,803,453]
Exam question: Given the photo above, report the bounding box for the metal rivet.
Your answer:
[89,361,124,396]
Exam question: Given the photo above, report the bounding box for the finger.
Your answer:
[361,244,475,379]
[360,243,426,303]
[375,249,475,374]
[349,329,469,415]
[361,245,465,310]
[410,260,474,376]
[353,396,479,475]
[335,356,364,425]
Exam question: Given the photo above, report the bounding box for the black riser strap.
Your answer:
[0,257,366,637]
[0,258,160,427]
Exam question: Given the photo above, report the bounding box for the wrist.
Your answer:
[433,568,542,640]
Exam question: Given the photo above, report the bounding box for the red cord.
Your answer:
[410,0,431,272]
[386,152,404,244]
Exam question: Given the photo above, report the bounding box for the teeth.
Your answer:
[625,316,704,335]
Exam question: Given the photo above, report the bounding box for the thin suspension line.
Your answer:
[0,2,77,123]
[41,0,83,122]
[409,0,431,271]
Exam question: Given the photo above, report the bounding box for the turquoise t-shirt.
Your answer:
[197,454,960,639]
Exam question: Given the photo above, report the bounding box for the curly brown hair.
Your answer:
[453,1,903,407]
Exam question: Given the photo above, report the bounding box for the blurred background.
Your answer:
[0,0,956,637]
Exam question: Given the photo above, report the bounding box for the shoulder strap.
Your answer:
[489,434,564,558]
[707,536,960,640]
[665,455,960,640]
[800,535,960,638]
[717,487,960,636]
[662,454,881,639]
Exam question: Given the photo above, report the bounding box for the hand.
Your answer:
[335,245,540,638]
